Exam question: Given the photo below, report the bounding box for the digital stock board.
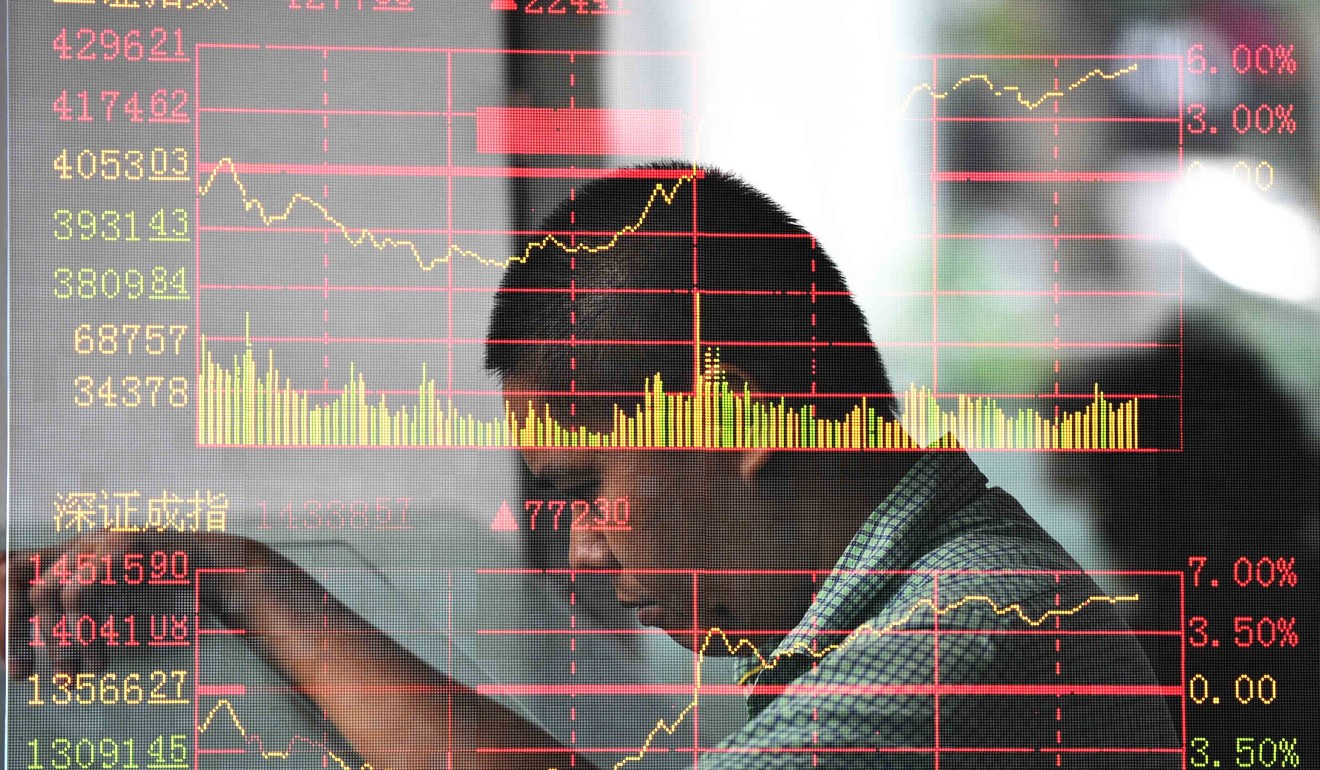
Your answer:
[6,2,1317,769]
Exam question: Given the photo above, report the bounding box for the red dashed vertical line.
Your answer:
[810,573,819,768]
[446,51,455,398]
[568,57,578,419]
[932,573,940,770]
[322,57,332,393]
[447,570,454,770]
[1053,575,1062,767]
[1052,60,1062,423]
[570,572,578,760]
[569,185,577,418]
[812,706,820,768]
[930,57,940,396]
[691,571,700,770]
[322,579,331,769]
[691,167,700,390]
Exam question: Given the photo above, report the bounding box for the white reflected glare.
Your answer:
[1164,164,1320,302]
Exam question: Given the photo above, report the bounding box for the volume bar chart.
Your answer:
[198,327,1140,449]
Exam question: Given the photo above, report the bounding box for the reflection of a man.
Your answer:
[11,165,1177,768]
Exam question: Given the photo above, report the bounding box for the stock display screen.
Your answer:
[7,1,1317,768]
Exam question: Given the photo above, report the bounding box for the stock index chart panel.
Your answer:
[7,1,1318,770]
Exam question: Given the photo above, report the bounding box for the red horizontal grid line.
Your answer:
[198,443,1175,453]
[473,746,668,755]
[338,339,1172,352]
[932,290,1176,298]
[474,628,1181,638]
[1051,747,1185,753]
[704,340,876,347]
[195,684,246,696]
[934,171,1178,183]
[212,565,1178,577]
[198,684,474,696]
[914,233,1162,240]
[194,163,699,180]
[696,746,1181,755]
[184,680,1178,696]
[899,53,1181,60]
[697,340,1177,350]
[188,626,1176,639]
[912,116,1181,123]
[199,336,881,347]
[201,335,693,345]
[197,106,446,117]
[491,389,1175,399]
[193,287,834,297]
[192,283,467,292]
[921,341,1178,349]
[943,391,1179,399]
[197,226,805,238]
[199,746,577,757]
[476,683,1180,697]
[686,747,880,755]
[193,283,1173,299]
[252,44,693,56]
[476,567,1183,576]
[396,389,1177,399]
[188,385,833,397]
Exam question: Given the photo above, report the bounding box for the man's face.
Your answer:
[507,382,815,653]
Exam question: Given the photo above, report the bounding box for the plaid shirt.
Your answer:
[702,449,1179,769]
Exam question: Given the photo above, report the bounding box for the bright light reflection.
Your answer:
[1164,164,1320,303]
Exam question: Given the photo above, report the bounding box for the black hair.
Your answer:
[485,161,892,421]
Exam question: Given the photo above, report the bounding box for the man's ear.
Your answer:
[717,363,775,481]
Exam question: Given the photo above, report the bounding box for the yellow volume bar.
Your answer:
[197,336,1139,450]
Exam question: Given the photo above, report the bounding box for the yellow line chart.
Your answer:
[198,158,698,271]
[198,699,378,770]
[901,63,1141,111]
[193,591,1138,770]
[616,591,1140,769]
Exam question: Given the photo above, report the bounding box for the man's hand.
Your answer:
[8,531,252,676]
[7,530,584,769]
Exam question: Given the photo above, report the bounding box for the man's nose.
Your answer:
[568,520,619,572]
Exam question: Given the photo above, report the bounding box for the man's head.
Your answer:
[485,163,904,649]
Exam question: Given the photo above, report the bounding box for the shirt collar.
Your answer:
[737,448,989,689]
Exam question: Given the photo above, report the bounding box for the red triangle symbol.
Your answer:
[490,500,519,531]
